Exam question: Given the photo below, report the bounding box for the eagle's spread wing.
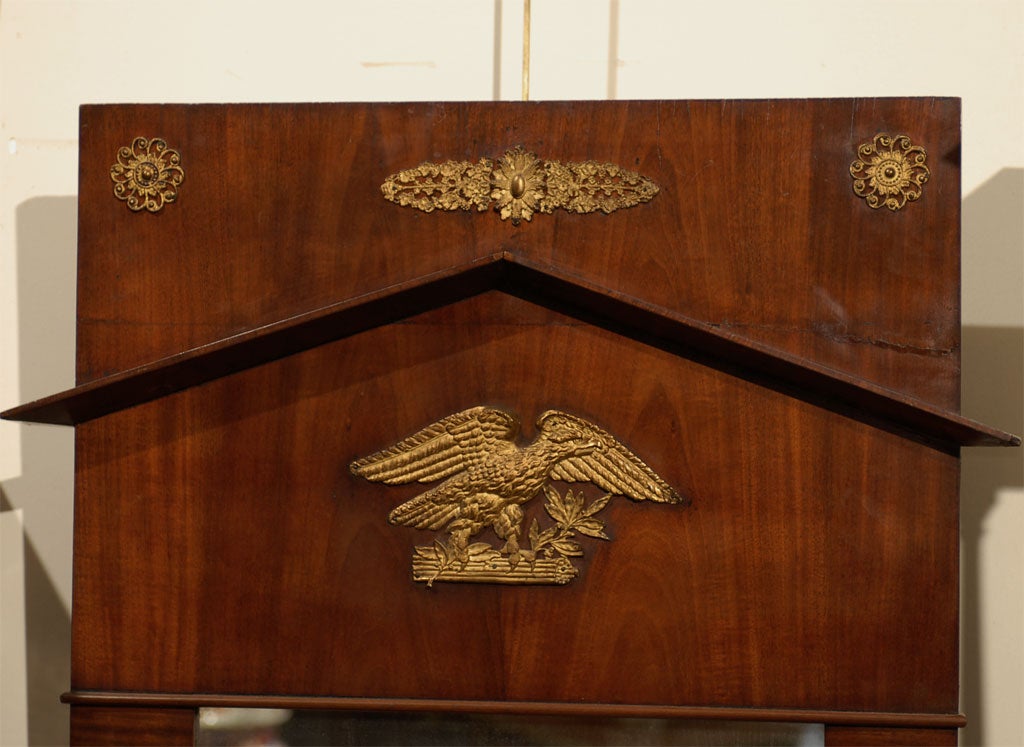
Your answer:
[350,406,519,485]
[385,480,471,531]
[539,411,687,505]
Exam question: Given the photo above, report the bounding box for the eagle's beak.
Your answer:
[575,440,602,456]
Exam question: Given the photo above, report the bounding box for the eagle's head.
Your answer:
[536,410,602,457]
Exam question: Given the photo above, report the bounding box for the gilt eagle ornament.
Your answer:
[350,406,687,586]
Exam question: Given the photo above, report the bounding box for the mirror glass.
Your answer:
[197,708,825,746]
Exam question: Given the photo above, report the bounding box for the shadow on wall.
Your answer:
[2,195,78,747]
[958,168,1024,747]
[0,481,71,747]
[15,196,78,401]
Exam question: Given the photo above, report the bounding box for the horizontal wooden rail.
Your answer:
[61,689,967,730]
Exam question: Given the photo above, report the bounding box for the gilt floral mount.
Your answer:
[850,133,929,211]
[350,406,688,587]
[110,137,184,213]
[381,147,660,225]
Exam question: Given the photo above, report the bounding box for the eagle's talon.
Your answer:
[500,534,520,557]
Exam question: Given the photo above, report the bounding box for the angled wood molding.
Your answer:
[2,251,1018,450]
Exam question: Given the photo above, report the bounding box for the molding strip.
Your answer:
[61,690,967,730]
[3,252,1018,450]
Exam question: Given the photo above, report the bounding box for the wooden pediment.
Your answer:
[4,251,1017,450]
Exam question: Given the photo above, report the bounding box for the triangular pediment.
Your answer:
[3,252,1016,449]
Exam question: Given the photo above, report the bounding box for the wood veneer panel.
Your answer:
[69,706,194,747]
[76,99,962,408]
[71,293,959,713]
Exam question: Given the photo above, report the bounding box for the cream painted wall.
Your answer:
[1,1,1020,745]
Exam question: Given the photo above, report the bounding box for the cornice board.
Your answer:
[73,99,966,410]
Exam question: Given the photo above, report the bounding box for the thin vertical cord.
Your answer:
[492,0,503,100]
[607,0,619,99]
[522,0,531,100]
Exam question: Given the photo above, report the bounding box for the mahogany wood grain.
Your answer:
[71,294,959,713]
[75,99,962,408]
[69,706,194,746]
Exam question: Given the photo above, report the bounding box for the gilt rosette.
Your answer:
[110,137,184,213]
[850,133,929,211]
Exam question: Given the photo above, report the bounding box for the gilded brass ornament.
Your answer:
[110,137,184,213]
[850,133,929,211]
[350,406,686,586]
[381,147,659,225]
